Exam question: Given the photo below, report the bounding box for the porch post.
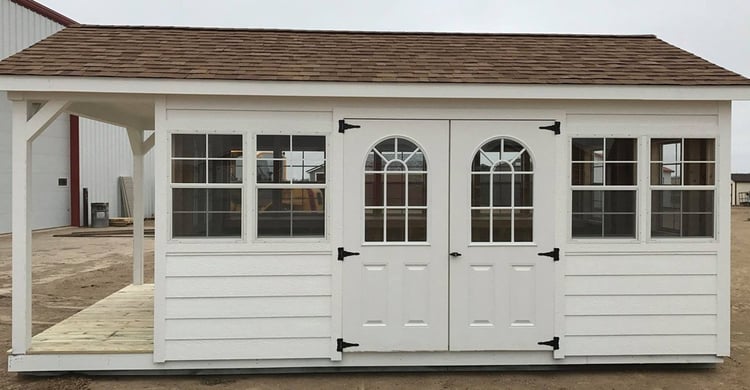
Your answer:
[11,100,31,354]
[127,128,145,285]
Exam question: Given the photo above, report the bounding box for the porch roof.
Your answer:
[0,25,748,86]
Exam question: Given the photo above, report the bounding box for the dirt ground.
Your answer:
[0,211,748,390]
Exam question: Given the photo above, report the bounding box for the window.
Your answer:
[650,138,715,237]
[471,138,533,243]
[171,134,243,238]
[256,135,326,238]
[571,138,637,238]
[364,137,427,242]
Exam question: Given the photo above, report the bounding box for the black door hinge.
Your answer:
[538,336,560,350]
[338,247,360,261]
[338,119,361,133]
[537,248,560,261]
[539,121,561,135]
[337,338,359,352]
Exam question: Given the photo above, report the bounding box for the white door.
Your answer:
[449,120,556,351]
[342,120,450,351]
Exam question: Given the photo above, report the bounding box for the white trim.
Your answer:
[152,96,168,362]
[2,76,750,100]
[716,102,732,356]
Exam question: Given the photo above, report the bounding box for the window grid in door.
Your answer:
[470,138,533,243]
[364,137,428,242]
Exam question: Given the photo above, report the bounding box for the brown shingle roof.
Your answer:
[0,25,748,85]
[732,174,750,183]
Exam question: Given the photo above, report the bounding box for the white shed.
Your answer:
[1,26,749,373]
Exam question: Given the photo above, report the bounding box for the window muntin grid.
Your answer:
[470,138,533,243]
[364,137,427,243]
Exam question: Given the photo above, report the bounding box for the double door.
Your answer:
[342,119,556,352]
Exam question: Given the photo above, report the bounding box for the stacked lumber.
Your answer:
[119,176,134,217]
[109,217,133,227]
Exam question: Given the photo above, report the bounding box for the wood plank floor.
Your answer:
[29,284,153,354]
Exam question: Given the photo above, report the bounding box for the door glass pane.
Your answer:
[492,209,512,242]
[365,173,384,206]
[386,209,406,241]
[514,174,533,207]
[408,209,427,241]
[471,209,490,242]
[514,210,533,242]
[386,173,406,206]
[365,209,384,242]
[408,174,427,206]
[492,174,511,207]
[471,174,490,207]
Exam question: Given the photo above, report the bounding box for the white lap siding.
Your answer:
[163,253,332,361]
[564,253,719,356]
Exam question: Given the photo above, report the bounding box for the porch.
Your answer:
[29,284,154,354]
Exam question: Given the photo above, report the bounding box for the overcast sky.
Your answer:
[41,0,750,171]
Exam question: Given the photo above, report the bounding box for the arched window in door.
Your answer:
[471,138,533,243]
[364,137,427,242]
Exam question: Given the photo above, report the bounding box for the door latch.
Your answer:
[449,252,462,257]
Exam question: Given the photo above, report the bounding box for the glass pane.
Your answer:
[365,173,384,206]
[408,174,427,206]
[172,160,206,183]
[514,174,533,206]
[386,161,406,172]
[293,135,326,152]
[284,164,306,182]
[208,135,242,158]
[408,209,427,242]
[572,138,603,161]
[208,213,241,237]
[572,190,603,213]
[492,209,512,242]
[405,150,427,171]
[652,190,681,213]
[572,213,602,237]
[396,138,418,161]
[651,139,681,162]
[651,163,681,185]
[502,139,524,162]
[386,209,406,241]
[604,190,635,213]
[293,212,325,236]
[375,138,395,161]
[514,210,533,242]
[682,213,713,237]
[684,139,715,161]
[471,209,490,242]
[173,188,206,212]
[604,214,635,237]
[257,135,289,157]
[683,163,715,185]
[365,209,384,242]
[293,188,325,213]
[471,174,490,207]
[495,161,512,172]
[492,174,512,207]
[172,134,205,158]
[307,164,326,183]
[572,162,604,185]
[606,138,636,161]
[652,213,681,237]
[208,189,241,212]
[512,151,533,172]
[173,213,206,237]
[472,150,494,172]
[386,173,406,206]
[366,151,387,171]
[209,160,242,183]
[683,190,713,213]
[256,160,280,183]
[257,189,291,237]
[480,139,502,166]
[605,163,636,185]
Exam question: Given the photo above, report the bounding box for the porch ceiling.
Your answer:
[68,99,155,130]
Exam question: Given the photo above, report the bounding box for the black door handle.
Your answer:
[449,252,462,257]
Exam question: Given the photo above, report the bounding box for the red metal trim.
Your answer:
[9,0,77,27]
[69,115,80,227]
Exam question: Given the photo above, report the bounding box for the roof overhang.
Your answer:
[2,75,750,101]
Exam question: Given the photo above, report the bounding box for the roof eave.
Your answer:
[1,75,750,101]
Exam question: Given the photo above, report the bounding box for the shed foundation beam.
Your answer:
[127,128,146,285]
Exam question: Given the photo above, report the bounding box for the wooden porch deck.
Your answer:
[28,284,153,354]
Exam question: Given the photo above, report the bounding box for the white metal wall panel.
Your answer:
[79,118,155,219]
[0,1,67,233]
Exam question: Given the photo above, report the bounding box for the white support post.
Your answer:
[127,128,145,286]
[11,100,32,354]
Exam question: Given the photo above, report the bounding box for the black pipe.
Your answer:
[82,187,89,227]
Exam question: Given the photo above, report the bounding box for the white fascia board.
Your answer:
[1,75,749,101]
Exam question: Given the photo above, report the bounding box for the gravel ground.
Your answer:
[0,210,748,389]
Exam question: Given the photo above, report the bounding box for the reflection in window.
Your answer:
[256,135,326,238]
[364,137,427,242]
[570,137,636,238]
[650,138,715,238]
[471,138,533,243]
[171,134,243,238]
